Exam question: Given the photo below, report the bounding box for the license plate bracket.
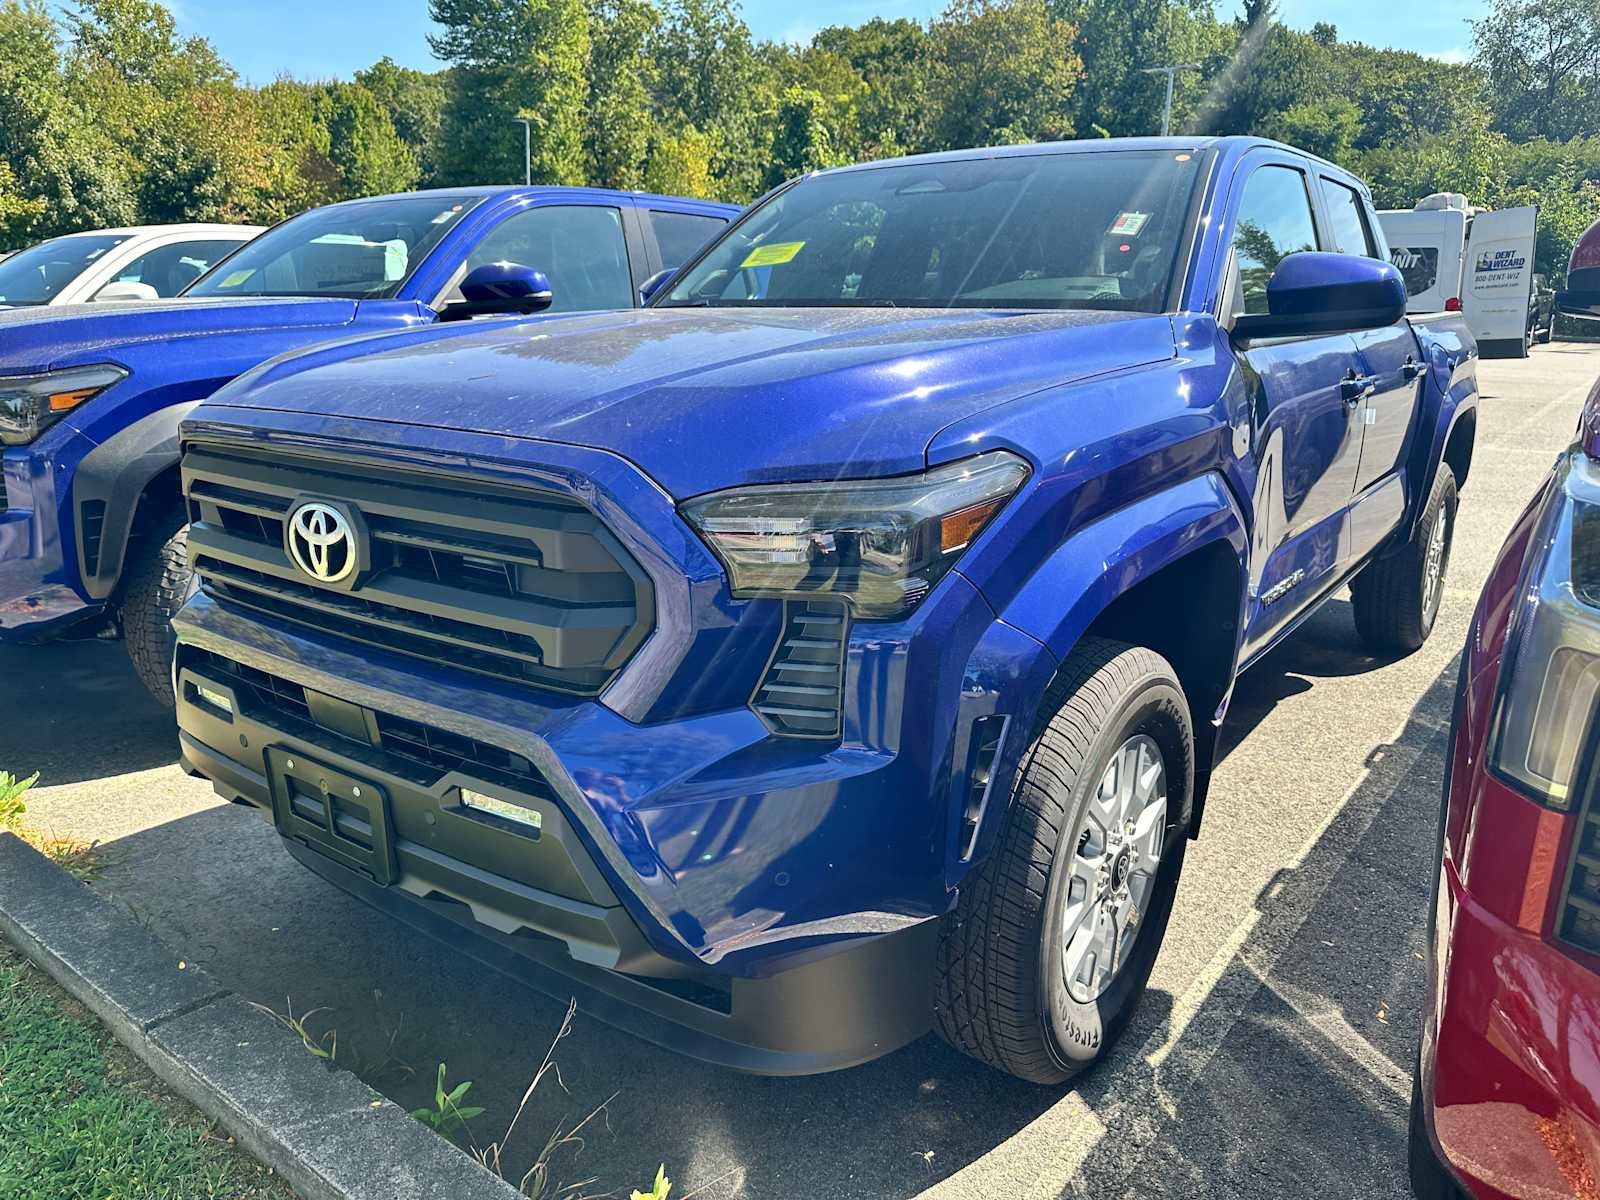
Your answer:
[265,748,397,886]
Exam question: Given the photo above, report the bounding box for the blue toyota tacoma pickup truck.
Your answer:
[0,185,737,700]
[171,137,1477,1080]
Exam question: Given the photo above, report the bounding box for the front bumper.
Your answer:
[1423,855,1600,1197]
[0,434,99,639]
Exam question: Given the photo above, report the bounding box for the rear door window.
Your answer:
[1320,179,1379,258]
[456,205,634,313]
[648,210,728,271]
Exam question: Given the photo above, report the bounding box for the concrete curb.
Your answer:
[0,832,522,1200]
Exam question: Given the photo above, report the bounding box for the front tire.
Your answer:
[934,637,1192,1084]
[1351,465,1457,656]
[122,507,197,707]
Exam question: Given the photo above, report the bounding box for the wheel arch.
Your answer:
[995,473,1250,839]
[70,400,201,603]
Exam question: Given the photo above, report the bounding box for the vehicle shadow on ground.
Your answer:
[0,642,177,784]
[5,628,1440,1198]
[1054,653,1455,1199]
[1215,595,1396,765]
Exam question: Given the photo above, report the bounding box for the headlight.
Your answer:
[0,365,127,446]
[1491,450,1600,808]
[680,451,1030,619]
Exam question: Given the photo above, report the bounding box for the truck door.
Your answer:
[1227,162,1366,659]
[1322,178,1426,560]
[1462,205,1538,354]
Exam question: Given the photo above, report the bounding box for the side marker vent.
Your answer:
[959,715,1010,861]
[752,600,848,739]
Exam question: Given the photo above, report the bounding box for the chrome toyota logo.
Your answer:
[285,501,357,584]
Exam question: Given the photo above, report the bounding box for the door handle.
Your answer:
[1402,356,1427,382]
[1341,372,1377,406]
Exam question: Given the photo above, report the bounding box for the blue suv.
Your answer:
[0,186,737,700]
[173,138,1477,1079]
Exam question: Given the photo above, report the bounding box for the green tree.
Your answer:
[429,0,591,186]
[1261,96,1361,161]
[811,17,929,156]
[585,0,659,189]
[923,0,1082,151]
[356,57,447,185]
[313,81,420,199]
[1473,0,1600,141]
[642,124,713,197]
[649,0,768,197]
[1052,0,1218,138]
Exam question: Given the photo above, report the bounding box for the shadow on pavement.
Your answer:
[0,642,177,784]
[1056,651,1456,1200]
[3,625,1445,1198]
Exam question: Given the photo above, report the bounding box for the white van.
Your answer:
[1378,194,1538,357]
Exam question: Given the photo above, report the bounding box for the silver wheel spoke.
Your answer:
[1061,732,1169,1005]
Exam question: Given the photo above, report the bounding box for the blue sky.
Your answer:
[166,0,1489,85]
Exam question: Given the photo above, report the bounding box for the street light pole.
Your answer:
[513,117,531,186]
[1139,64,1201,137]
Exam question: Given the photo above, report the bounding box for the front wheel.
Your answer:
[934,637,1192,1083]
[122,507,197,707]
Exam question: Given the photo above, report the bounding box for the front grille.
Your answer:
[1558,805,1600,956]
[182,442,652,695]
[183,646,554,797]
[751,600,847,738]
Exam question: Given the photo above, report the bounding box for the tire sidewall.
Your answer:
[1418,470,1458,641]
[1037,672,1193,1070]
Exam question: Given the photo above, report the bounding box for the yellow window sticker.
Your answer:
[740,241,806,268]
[218,269,255,288]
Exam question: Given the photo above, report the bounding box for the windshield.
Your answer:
[184,194,486,300]
[0,234,131,306]
[663,150,1203,313]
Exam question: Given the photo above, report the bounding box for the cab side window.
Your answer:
[1320,178,1379,258]
[648,210,728,271]
[455,205,634,314]
[1230,165,1320,316]
[114,239,244,297]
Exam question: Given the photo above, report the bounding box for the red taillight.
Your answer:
[1445,296,1463,312]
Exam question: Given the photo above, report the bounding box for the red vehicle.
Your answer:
[1413,228,1600,1195]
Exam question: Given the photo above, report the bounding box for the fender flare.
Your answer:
[1398,343,1478,545]
[70,400,200,601]
[992,472,1251,836]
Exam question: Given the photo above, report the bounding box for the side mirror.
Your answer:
[94,280,160,303]
[639,268,675,305]
[1232,252,1407,341]
[439,262,553,322]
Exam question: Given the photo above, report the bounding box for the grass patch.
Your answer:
[1,768,103,881]
[0,943,292,1200]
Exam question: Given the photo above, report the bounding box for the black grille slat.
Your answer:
[182,442,652,696]
[184,647,553,797]
[1558,764,1600,956]
[752,600,847,738]
[80,500,108,576]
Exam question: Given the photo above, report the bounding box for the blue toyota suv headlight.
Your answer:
[0,365,127,446]
[680,450,1030,618]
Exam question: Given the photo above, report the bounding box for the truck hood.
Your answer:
[0,297,364,372]
[205,306,1178,497]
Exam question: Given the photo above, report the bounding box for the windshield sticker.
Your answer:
[432,207,462,225]
[1109,212,1150,236]
[741,241,806,269]
[218,269,254,288]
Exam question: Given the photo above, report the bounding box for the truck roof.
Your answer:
[319,184,740,213]
[817,135,1359,184]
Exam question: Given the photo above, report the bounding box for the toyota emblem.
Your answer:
[285,501,357,584]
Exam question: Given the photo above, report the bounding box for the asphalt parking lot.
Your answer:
[4,343,1595,1200]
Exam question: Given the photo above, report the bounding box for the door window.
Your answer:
[1230,166,1320,315]
[1319,179,1379,258]
[109,239,246,297]
[648,210,728,271]
[458,205,633,313]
